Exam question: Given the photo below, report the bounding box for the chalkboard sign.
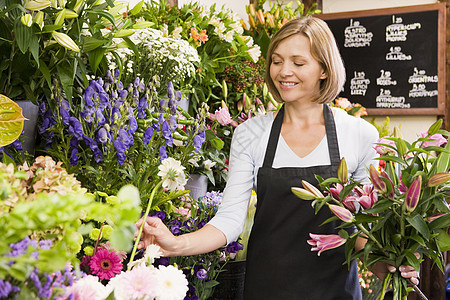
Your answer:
[318,3,446,115]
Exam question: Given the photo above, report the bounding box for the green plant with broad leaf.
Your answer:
[0,0,151,104]
[292,119,450,300]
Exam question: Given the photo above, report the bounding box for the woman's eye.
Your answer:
[294,63,304,67]
[272,61,281,65]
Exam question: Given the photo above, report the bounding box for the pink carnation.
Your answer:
[66,275,108,300]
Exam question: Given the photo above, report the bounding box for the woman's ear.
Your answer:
[320,70,328,80]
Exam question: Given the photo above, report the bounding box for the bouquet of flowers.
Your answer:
[329,97,368,118]
[292,119,450,300]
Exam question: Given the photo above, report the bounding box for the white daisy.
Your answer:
[157,158,187,191]
[155,265,189,300]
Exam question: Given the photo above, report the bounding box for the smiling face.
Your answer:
[269,34,327,104]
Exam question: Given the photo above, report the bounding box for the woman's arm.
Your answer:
[136,217,226,257]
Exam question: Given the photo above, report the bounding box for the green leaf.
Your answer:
[109,225,134,251]
[354,214,380,223]
[38,59,52,89]
[374,156,407,166]
[210,137,224,150]
[408,234,425,246]
[405,252,420,271]
[88,46,106,74]
[41,24,64,33]
[56,60,75,103]
[122,37,139,59]
[82,36,107,52]
[436,230,450,251]
[129,0,144,15]
[319,177,340,186]
[85,9,116,27]
[429,213,450,231]
[13,18,32,54]
[0,95,25,147]
[364,200,394,214]
[406,214,430,241]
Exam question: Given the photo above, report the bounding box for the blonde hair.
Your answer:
[265,16,345,104]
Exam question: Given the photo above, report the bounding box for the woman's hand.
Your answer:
[135,216,180,257]
[371,252,420,286]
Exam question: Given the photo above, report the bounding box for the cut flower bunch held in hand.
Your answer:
[292,119,450,300]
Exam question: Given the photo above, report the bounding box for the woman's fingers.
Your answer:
[399,265,420,285]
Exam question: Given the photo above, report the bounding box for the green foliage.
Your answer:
[0,159,141,281]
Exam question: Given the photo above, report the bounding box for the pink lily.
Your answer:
[329,205,354,223]
[329,183,343,201]
[307,233,347,256]
[342,196,358,212]
[354,185,378,209]
[373,138,397,155]
[405,176,422,212]
[418,132,447,148]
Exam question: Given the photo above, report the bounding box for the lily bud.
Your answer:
[369,165,387,194]
[237,100,243,112]
[263,83,268,98]
[302,180,324,198]
[58,0,66,8]
[24,0,52,11]
[221,100,228,110]
[222,79,228,100]
[114,29,135,38]
[393,126,402,138]
[21,14,33,27]
[274,8,280,19]
[132,21,154,29]
[54,9,66,26]
[405,176,422,213]
[52,31,80,52]
[337,158,348,183]
[240,19,247,31]
[329,205,354,223]
[256,9,265,24]
[291,187,316,200]
[73,0,85,13]
[427,172,450,187]
[248,4,256,16]
[243,93,252,113]
[248,14,256,28]
[64,9,79,18]
[266,13,275,28]
[34,11,44,28]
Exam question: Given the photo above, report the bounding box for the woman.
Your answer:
[136,16,419,299]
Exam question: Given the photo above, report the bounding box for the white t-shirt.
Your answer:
[208,108,380,244]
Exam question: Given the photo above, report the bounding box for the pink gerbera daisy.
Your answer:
[89,249,123,280]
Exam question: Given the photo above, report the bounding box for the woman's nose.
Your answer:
[279,63,293,77]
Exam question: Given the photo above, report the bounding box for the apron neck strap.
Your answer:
[262,104,341,168]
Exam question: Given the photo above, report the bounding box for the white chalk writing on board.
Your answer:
[386,46,412,60]
[409,84,438,98]
[386,15,421,42]
[344,19,373,48]
[350,71,370,96]
[376,89,410,108]
[377,70,397,86]
[408,67,438,83]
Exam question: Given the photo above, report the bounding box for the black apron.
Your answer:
[244,104,361,300]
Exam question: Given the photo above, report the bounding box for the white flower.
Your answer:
[66,275,109,300]
[107,267,158,300]
[171,26,183,39]
[144,244,162,265]
[157,158,187,191]
[203,159,216,170]
[155,265,189,300]
[247,44,261,63]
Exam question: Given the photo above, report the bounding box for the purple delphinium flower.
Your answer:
[127,116,138,135]
[119,89,128,101]
[155,257,170,267]
[197,220,206,229]
[170,225,181,235]
[159,98,166,110]
[159,145,167,161]
[83,135,103,163]
[169,116,177,131]
[114,138,126,165]
[202,191,223,207]
[193,132,205,152]
[137,95,149,119]
[97,128,108,144]
[161,121,173,147]
[11,139,22,151]
[70,148,79,166]
[0,279,20,298]
[196,268,208,280]
[83,85,96,107]
[68,117,83,140]
[38,240,52,250]
[95,107,106,127]
[143,127,154,145]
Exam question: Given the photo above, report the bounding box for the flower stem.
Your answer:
[356,223,385,252]
[378,272,391,300]
[128,179,164,268]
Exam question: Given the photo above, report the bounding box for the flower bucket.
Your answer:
[15,100,39,154]
[212,260,246,300]
[185,174,208,201]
